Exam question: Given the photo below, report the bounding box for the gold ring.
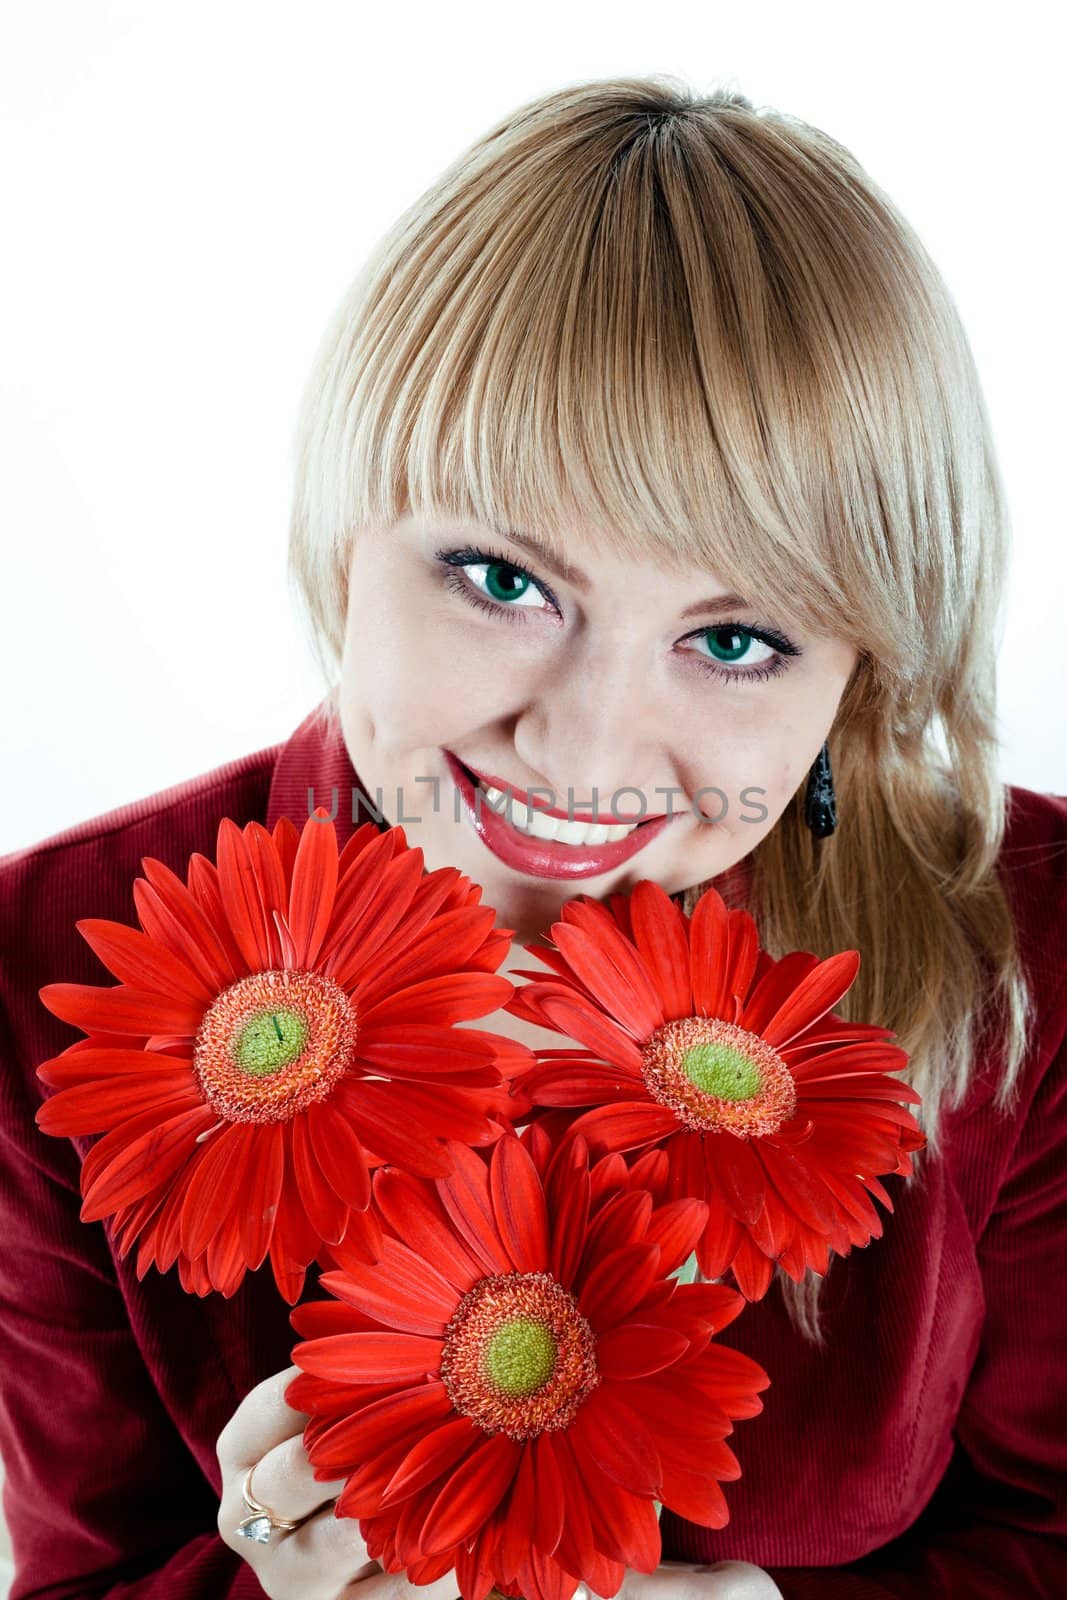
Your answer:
[235,1461,303,1544]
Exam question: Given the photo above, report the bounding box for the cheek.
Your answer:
[680,707,816,828]
[732,701,838,823]
[340,604,511,744]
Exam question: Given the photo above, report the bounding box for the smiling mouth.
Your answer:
[452,756,662,847]
[442,749,678,882]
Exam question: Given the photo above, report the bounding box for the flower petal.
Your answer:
[337,1080,458,1178]
[371,1167,483,1292]
[239,1120,286,1270]
[307,1380,453,1476]
[293,1331,444,1383]
[179,1120,253,1258]
[435,1140,511,1276]
[628,881,693,1020]
[565,1100,680,1156]
[36,1045,193,1089]
[39,982,203,1038]
[596,1322,691,1378]
[545,1137,591,1289]
[761,951,860,1050]
[215,818,277,971]
[689,889,731,1017]
[643,1196,711,1277]
[320,1234,458,1335]
[291,1111,351,1244]
[418,1432,523,1556]
[660,1458,731,1528]
[80,1101,217,1220]
[525,992,646,1075]
[739,950,822,1035]
[35,1069,197,1136]
[489,1134,549,1273]
[548,921,664,1040]
[517,1057,643,1107]
[379,1413,484,1505]
[354,1024,503,1085]
[287,809,340,968]
[577,1241,662,1332]
[133,856,240,991]
[358,973,515,1027]
[306,1098,373,1212]
[74,918,214,1006]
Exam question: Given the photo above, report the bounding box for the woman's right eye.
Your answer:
[434,545,558,621]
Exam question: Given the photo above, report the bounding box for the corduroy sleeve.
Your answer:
[0,988,268,1600]
[763,997,1067,1600]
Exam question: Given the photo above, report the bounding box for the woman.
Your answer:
[0,75,1063,1600]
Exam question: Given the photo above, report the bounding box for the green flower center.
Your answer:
[641,1015,798,1138]
[195,969,358,1126]
[440,1271,598,1440]
[682,1040,762,1101]
[483,1317,557,1396]
[235,1008,308,1077]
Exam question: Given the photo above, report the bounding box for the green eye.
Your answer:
[438,546,554,620]
[701,625,773,666]
[482,562,535,603]
[703,626,755,663]
[687,623,794,685]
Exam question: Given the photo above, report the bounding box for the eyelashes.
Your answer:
[432,543,801,686]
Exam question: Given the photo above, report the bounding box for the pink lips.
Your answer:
[443,750,675,882]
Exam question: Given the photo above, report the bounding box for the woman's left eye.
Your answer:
[681,624,794,685]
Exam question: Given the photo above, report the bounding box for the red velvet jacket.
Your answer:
[1,703,1065,1599]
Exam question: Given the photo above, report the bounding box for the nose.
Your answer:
[511,630,666,817]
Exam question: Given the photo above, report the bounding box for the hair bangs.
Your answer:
[305,91,947,689]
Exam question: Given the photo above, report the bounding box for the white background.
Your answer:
[0,3,1064,1586]
[0,3,1063,862]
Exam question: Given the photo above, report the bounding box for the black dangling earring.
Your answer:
[804,741,837,838]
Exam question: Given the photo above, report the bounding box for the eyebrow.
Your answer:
[491,526,756,619]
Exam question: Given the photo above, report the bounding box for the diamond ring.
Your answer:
[235,1461,304,1544]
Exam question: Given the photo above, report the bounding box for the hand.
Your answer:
[216,1363,461,1600]
[598,1560,785,1600]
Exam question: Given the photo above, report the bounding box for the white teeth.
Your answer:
[479,785,639,846]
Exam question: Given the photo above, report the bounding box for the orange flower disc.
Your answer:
[641,1015,797,1139]
[194,968,359,1125]
[439,1270,599,1441]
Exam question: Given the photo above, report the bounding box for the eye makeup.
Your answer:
[432,541,804,687]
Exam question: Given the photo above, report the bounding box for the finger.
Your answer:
[614,1560,727,1600]
[242,1427,351,1526]
[275,1501,460,1600]
[216,1436,349,1563]
[271,1499,372,1589]
[348,1559,461,1600]
[216,1363,313,1475]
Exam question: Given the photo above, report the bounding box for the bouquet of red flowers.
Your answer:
[33,809,925,1600]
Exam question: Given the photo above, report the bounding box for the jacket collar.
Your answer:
[266,697,372,853]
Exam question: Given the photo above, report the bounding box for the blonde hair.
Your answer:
[287,75,1037,1344]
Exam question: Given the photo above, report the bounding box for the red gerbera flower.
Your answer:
[503,881,926,1301]
[35,808,531,1303]
[288,1127,769,1600]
